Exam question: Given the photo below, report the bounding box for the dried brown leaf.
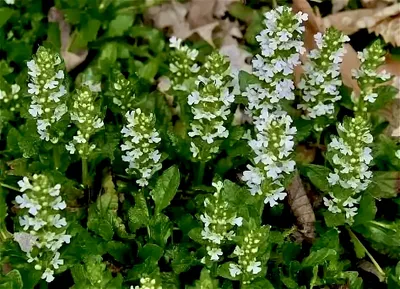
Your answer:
[146,1,191,38]
[332,0,349,13]
[361,0,395,9]
[188,0,216,28]
[287,172,316,241]
[48,7,88,72]
[369,16,400,46]
[323,4,400,35]
[214,0,240,17]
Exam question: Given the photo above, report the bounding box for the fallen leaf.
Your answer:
[322,3,400,36]
[146,0,191,38]
[287,172,316,241]
[369,16,400,47]
[214,0,240,17]
[361,0,396,9]
[48,7,88,71]
[332,0,349,13]
[358,260,386,282]
[187,0,216,28]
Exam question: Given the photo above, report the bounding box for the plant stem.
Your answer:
[53,146,60,170]
[347,228,386,278]
[82,158,89,188]
[196,162,206,185]
[0,183,20,192]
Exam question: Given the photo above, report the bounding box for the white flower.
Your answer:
[28,83,39,95]
[50,252,64,269]
[190,142,199,158]
[327,173,340,185]
[364,93,378,103]
[231,217,243,226]
[41,268,55,283]
[207,247,223,261]
[49,184,61,197]
[18,177,33,192]
[246,260,262,274]
[396,150,400,159]
[15,194,32,209]
[52,214,67,228]
[229,263,242,277]
[344,207,358,219]
[52,197,66,210]
[65,142,76,154]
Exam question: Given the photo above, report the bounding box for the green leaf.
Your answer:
[348,230,366,259]
[370,85,398,111]
[149,213,172,247]
[188,268,219,289]
[0,188,11,241]
[301,164,331,193]
[87,174,128,240]
[366,171,399,199]
[138,243,164,262]
[128,191,149,231]
[353,194,376,226]
[108,14,134,37]
[168,246,199,274]
[0,270,23,289]
[243,278,274,289]
[107,241,132,264]
[217,262,241,281]
[323,211,346,227]
[150,166,180,215]
[138,58,160,82]
[302,248,337,267]
[0,8,14,28]
[238,70,259,92]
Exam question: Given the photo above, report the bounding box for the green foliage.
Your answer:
[0,2,399,289]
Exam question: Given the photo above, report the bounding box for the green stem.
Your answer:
[347,228,386,278]
[195,162,206,185]
[0,183,20,192]
[53,146,60,170]
[82,158,89,188]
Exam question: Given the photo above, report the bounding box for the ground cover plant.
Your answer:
[1,0,400,288]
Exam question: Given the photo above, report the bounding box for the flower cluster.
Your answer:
[168,36,200,91]
[199,181,243,261]
[228,226,270,285]
[243,110,296,206]
[298,28,349,129]
[188,52,235,161]
[121,108,162,186]
[27,47,68,143]
[247,6,307,116]
[0,80,21,112]
[324,116,373,223]
[109,70,136,114]
[352,40,391,114]
[65,81,104,158]
[14,175,70,283]
[130,277,162,289]
[242,6,305,207]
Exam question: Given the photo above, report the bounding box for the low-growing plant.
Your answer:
[1,2,400,289]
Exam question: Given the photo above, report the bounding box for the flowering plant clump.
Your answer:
[1,3,400,289]
[26,47,68,143]
[227,225,270,285]
[188,52,235,161]
[14,175,70,283]
[168,37,200,92]
[198,181,243,262]
[65,82,104,158]
[298,28,349,130]
[243,111,296,206]
[352,40,392,114]
[108,70,137,115]
[120,108,162,186]
[324,116,373,223]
